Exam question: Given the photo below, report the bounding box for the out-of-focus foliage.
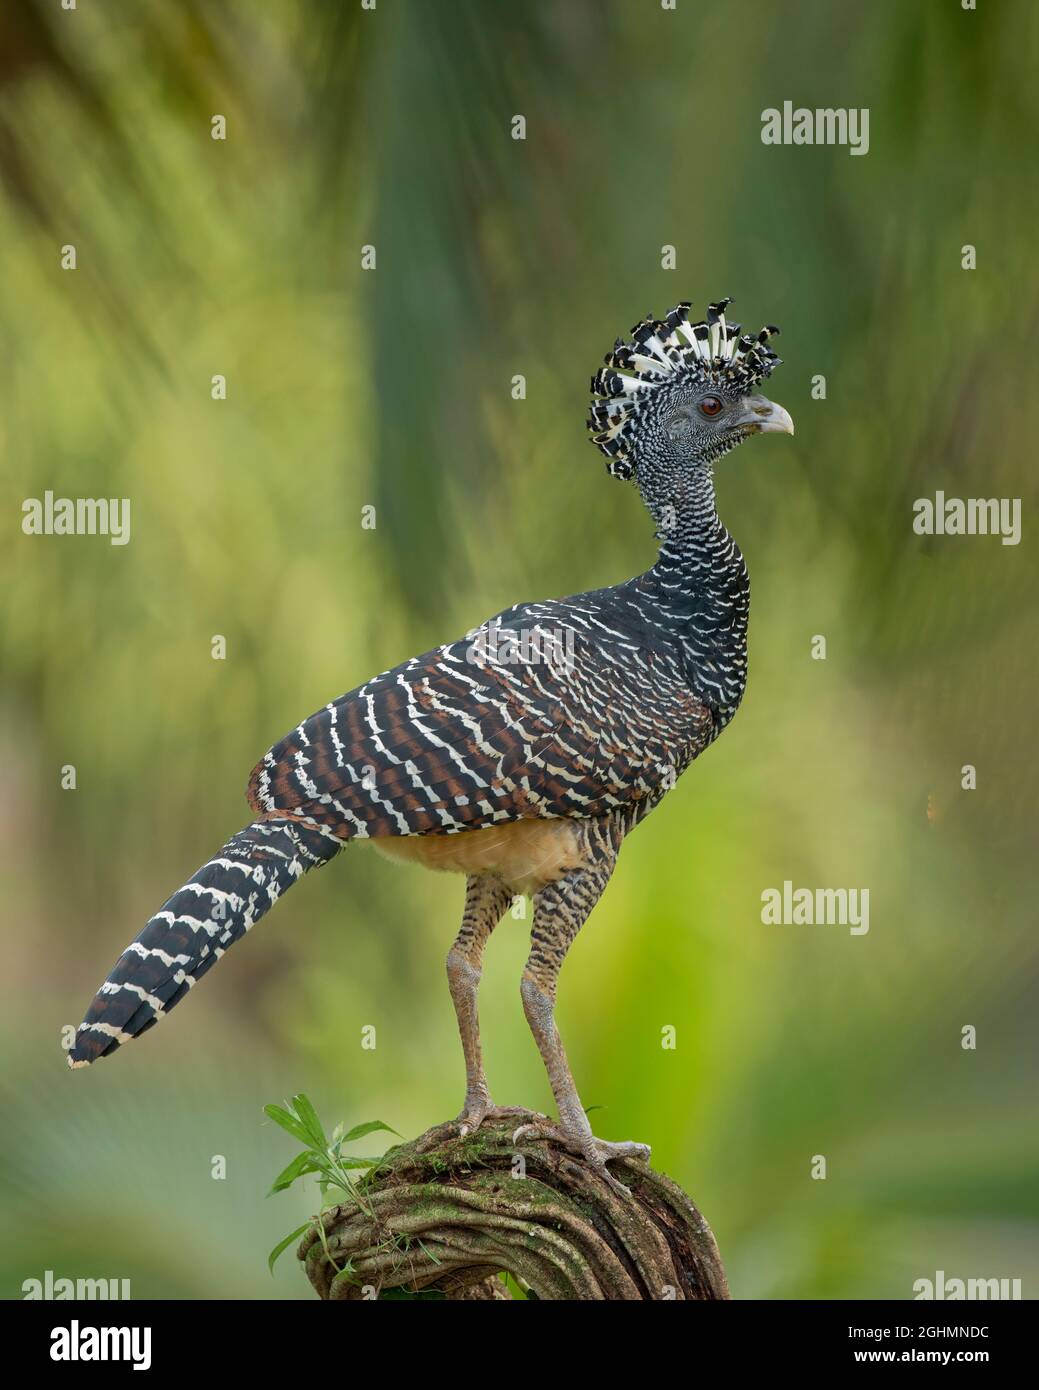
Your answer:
[1,0,1036,1299]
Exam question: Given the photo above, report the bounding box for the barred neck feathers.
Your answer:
[641,470,749,719]
[587,297,783,718]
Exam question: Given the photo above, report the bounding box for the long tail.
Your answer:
[68,816,341,1068]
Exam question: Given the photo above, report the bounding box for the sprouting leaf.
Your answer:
[268,1150,321,1195]
[306,1157,351,1194]
[291,1093,327,1150]
[339,1119,401,1144]
[268,1222,313,1274]
[263,1103,313,1147]
[264,1097,397,1234]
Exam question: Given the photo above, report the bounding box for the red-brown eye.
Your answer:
[699,396,723,417]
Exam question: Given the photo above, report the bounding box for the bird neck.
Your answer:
[638,463,750,718]
[642,463,741,583]
[647,459,721,548]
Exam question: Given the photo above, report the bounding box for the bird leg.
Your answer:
[447,874,516,1135]
[515,852,651,1194]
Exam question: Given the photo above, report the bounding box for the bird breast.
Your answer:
[369,817,594,896]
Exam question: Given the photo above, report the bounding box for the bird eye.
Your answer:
[699,396,723,417]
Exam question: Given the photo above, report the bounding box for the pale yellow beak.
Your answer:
[738,394,795,436]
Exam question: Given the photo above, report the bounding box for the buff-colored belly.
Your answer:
[369,818,589,896]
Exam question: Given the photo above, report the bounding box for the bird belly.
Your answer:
[369,818,590,896]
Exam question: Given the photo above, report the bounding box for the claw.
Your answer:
[583,1138,652,1197]
[510,1118,651,1192]
[457,1105,650,1193]
[457,1103,541,1140]
[598,1140,651,1163]
[597,1164,635,1199]
[511,1121,552,1146]
[455,1098,490,1138]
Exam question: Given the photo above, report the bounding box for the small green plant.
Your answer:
[264,1092,399,1274]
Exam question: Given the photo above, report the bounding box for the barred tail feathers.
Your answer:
[67,816,341,1068]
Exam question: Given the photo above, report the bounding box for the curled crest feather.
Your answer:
[587,298,782,478]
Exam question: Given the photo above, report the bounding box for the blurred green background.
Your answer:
[2,0,1036,1300]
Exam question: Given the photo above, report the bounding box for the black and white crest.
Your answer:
[587,299,782,479]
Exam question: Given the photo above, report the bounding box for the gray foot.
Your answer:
[512,1118,651,1195]
[455,1099,543,1139]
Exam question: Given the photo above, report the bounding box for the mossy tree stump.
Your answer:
[298,1111,728,1300]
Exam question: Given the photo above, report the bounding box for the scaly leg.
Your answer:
[447,874,518,1136]
[516,844,650,1193]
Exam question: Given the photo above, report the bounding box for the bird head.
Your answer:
[587,298,793,484]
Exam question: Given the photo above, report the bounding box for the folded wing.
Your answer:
[247,606,709,840]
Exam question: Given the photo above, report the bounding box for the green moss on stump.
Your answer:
[297,1112,728,1301]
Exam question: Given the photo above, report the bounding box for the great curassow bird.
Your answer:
[70,298,793,1188]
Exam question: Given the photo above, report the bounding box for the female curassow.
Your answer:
[70,298,793,1189]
